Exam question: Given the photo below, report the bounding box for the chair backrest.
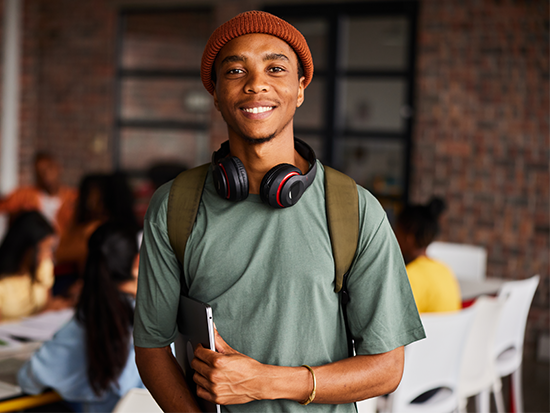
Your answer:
[426,241,487,281]
[389,307,476,413]
[458,296,504,399]
[494,275,540,368]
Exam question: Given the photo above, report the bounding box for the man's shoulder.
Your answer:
[144,180,174,225]
[7,186,39,198]
[354,183,387,223]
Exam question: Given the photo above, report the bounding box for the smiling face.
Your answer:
[212,33,305,144]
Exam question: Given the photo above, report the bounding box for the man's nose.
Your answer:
[244,71,269,94]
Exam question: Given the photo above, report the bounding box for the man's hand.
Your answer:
[191,329,268,405]
[189,330,404,406]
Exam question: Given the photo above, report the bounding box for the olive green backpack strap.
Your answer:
[324,165,359,293]
[166,162,359,294]
[167,163,210,265]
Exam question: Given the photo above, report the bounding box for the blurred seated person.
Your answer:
[148,161,187,191]
[56,172,139,278]
[0,211,70,322]
[0,152,77,237]
[395,197,461,313]
[18,222,144,413]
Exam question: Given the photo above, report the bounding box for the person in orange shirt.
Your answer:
[56,172,140,277]
[395,197,462,313]
[0,152,77,238]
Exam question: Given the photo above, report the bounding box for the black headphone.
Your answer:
[211,138,318,209]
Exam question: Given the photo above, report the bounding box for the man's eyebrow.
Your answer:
[264,53,290,62]
[219,55,246,66]
[219,53,290,66]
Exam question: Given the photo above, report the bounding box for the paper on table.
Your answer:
[0,380,21,400]
[0,308,74,342]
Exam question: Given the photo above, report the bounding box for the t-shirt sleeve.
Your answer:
[17,319,84,396]
[346,187,425,355]
[133,181,182,348]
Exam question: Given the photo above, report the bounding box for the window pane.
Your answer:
[294,76,325,129]
[285,17,328,72]
[341,78,407,132]
[343,16,409,71]
[335,137,405,197]
[121,78,212,122]
[295,134,325,162]
[122,11,212,70]
[120,128,209,171]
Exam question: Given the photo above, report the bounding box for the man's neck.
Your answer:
[228,135,309,195]
[39,185,60,197]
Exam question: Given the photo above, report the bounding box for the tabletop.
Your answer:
[459,277,505,301]
[0,309,73,408]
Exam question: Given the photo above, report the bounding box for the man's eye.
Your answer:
[228,68,244,74]
[269,67,285,73]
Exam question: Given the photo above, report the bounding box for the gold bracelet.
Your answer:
[299,364,317,405]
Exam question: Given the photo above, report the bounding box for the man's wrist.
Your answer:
[260,364,313,402]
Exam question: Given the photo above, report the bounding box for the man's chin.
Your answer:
[241,134,276,145]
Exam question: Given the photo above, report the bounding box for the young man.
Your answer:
[134,11,424,412]
[0,152,77,237]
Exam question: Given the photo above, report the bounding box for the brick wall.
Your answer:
[20,0,117,188]
[9,0,549,355]
[412,0,549,357]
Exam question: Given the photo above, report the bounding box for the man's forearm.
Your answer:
[194,332,404,406]
[135,345,201,412]
[265,346,404,404]
[311,346,404,403]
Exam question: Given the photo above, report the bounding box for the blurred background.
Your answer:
[0,0,546,409]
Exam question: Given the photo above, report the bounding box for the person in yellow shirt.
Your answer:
[395,197,461,313]
[0,211,70,322]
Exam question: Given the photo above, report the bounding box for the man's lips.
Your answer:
[241,106,274,114]
[239,102,277,118]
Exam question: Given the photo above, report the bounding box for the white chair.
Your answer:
[492,275,540,413]
[382,307,476,413]
[458,296,504,413]
[356,396,378,413]
[427,241,487,281]
[113,388,163,413]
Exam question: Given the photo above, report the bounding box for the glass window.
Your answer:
[285,18,328,72]
[295,134,325,162]
[335,137,405,197]
[121,11,212,71]
[121,78,212,122]
[294,76,325,129]
[341,78,407,132]
[119,128,209,171]
[342,16,409,71]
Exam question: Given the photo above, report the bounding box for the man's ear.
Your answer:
[296,76,305,108]
[213,85,220,111]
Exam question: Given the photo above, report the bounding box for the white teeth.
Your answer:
[243,106,273,114]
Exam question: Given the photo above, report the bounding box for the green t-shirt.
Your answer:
[134,162,425,412]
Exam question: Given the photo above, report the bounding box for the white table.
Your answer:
[0,309,73,404]
[459,278,505,301]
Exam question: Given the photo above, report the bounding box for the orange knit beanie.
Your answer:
[201,10,314,95]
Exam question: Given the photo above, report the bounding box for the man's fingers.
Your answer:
[214,328,237,355]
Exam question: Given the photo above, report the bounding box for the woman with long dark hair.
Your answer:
[18,222,144,412]
[394,197,461,313]
[0,211,57,321]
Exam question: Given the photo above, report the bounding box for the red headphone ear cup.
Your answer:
[213,157,249,201]
[260,164,301,208]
